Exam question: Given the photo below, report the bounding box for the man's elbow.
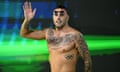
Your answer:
[20,32,27,38]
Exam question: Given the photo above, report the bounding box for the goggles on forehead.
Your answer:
[53,11,65,16]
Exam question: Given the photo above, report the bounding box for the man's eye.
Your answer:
[55,13,58,16]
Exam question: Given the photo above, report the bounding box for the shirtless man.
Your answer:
[20,1,92,72]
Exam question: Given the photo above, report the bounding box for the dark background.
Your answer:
[63,0,120,35]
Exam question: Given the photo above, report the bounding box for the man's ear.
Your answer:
[67,15,69,22]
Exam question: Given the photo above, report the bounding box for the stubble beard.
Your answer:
[55,22,66,29]
[54,18,67,29]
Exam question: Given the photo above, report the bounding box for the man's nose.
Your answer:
[57,16,61,20]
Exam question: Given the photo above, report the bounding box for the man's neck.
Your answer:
[55,24,69,32]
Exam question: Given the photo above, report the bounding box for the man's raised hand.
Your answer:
[23,1,36,21]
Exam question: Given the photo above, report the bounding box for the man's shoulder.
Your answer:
[70,27,82,35]
[44,28,54,33]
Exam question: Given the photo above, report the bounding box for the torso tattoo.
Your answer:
[64,54,74,60]
[47,29,76,47]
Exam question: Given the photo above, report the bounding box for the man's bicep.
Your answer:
[76,33,89,59]
[79,33,92,63]
[76,33,92,71]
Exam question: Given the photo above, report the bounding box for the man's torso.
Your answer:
[46,28,79,72]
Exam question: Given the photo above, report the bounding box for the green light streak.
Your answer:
[0,35,120,72]
[0,35,120,56]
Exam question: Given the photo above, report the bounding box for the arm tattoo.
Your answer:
[23,24,34,34]
[77,33,92,72]
[24,23,29,29]
[79,34,88,56]
[64,54,74,60]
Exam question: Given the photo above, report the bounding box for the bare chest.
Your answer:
[46,30,76,48]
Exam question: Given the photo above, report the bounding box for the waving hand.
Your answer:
[23,1,36,21]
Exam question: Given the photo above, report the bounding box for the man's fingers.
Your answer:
[24,1,31,8]
[33,8,37,15]
[29,2,32,9]
[23,0,35,15]
[24,1,27,9]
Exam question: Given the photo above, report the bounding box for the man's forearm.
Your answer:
[84,58,92,72]
[20,19,31,36]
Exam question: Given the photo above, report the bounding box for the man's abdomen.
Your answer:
[49,48,78,72]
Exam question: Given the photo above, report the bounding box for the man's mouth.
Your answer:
[56,20,62,24]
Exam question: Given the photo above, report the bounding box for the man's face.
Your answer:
[53,8,69,28]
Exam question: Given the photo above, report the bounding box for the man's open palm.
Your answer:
[23,1,36,21]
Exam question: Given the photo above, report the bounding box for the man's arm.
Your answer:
[20,1,46,40]
[20,19,46,40]
[76,32,92,72]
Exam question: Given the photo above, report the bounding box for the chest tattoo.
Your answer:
[63,34,75,43]
[47,29,76,46]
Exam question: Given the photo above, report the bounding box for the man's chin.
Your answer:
[55,25,64,29]
[55,24,62,27]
